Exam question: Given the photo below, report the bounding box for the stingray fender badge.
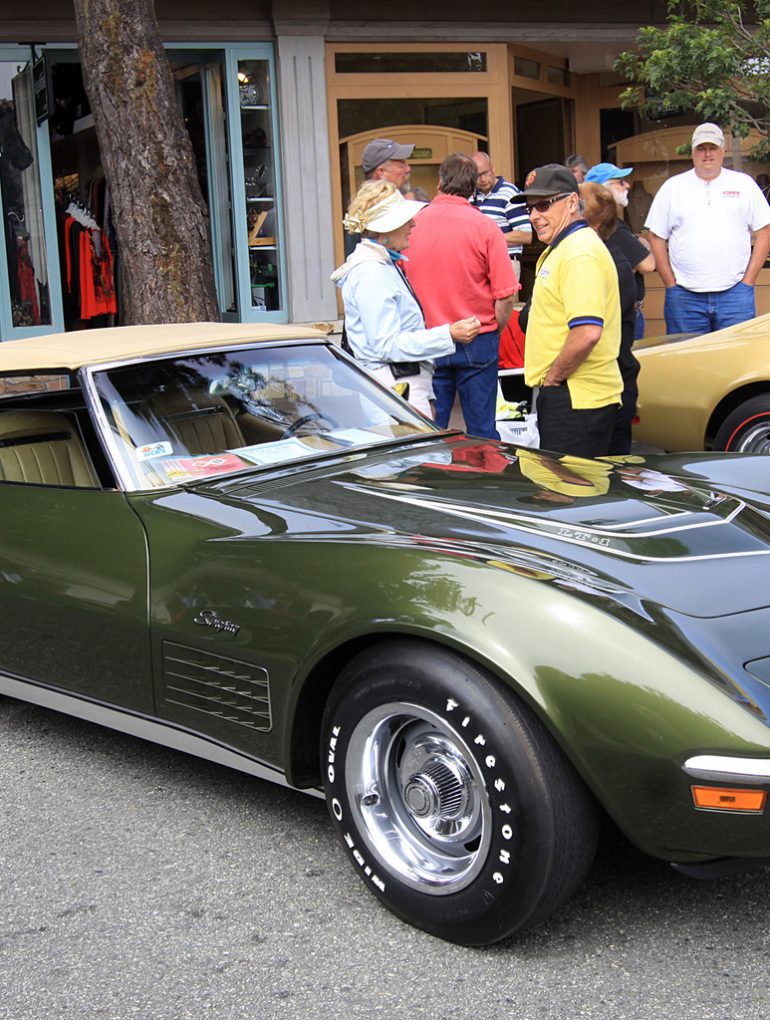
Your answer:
[193,609,241,637]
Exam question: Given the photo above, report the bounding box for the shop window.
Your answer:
[0,61,52,329]
[514,57,540,81]
[547,66,570,87]
[237,59,281,313]
[334,52,487,74]
[48,60,118,330]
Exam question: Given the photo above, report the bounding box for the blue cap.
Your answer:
[584,162,633,184]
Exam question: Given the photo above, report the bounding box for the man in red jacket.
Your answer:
[405,153,518,439]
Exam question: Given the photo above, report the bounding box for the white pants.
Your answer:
[369,363,435,419]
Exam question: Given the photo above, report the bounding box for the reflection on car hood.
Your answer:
[216,435,770,618]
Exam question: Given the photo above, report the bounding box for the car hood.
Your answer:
[207,434,770,619]
[634,310,770,356]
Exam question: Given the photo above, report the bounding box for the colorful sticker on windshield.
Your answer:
[136,441,173,461]
[156,453,248,480]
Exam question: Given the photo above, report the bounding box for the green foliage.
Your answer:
[615,0,770,158]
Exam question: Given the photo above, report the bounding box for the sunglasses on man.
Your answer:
[526,193,572,213]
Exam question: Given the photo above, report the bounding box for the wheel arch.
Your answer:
[705,381,770,447]
[285,627,564,791]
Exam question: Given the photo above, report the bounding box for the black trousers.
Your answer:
[608,383,639,456]
[537,384,617,458]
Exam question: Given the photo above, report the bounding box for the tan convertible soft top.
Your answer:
[0,322,328,374]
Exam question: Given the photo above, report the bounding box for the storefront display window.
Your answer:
[0,59,52,330]
[236,58,282,314]
[0,44,285,340]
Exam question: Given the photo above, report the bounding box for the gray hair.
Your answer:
[566,154,588,173]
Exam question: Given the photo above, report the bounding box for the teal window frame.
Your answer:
[0,44,65,340]
[223,46,288,323]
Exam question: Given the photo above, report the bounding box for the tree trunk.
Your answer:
[73,0,219,324]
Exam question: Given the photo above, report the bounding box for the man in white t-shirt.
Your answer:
[645,122,770,333]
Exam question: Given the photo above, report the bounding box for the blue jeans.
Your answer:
[664,281,756,334]
[634,306,645,340]
[433,330,500,440]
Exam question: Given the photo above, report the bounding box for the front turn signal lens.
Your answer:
[691,786,767,813]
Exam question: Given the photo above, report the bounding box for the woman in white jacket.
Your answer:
[331,181,480,418]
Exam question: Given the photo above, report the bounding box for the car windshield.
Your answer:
[91,341,436,489]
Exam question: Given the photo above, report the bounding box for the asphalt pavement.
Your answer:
[1,694,769,1020]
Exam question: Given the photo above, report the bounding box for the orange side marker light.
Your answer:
[691,786,767,812]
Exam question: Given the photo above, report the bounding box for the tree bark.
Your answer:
[73,0,219,324]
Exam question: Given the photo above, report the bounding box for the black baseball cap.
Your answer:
[521,164,579,197]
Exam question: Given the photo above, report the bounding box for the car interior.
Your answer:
[0,408,99,487]
[0,374,113,488]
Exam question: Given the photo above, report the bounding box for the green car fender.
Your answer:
[281,548,770,862]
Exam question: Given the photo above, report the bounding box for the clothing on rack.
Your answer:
[63,201,117,320]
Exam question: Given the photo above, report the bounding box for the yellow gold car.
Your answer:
[634,313,770,453]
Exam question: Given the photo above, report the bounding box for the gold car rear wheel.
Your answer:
[715,395,770,454]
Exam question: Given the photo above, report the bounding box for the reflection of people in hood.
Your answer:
[331,181,480,418]
[614,465,689,494]
[516,448,613,501]
[0,102,33,220]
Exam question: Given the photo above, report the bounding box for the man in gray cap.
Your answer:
[521,163,622,457]
[361,138,414,192]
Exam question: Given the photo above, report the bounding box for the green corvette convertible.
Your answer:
[2,322,770,946]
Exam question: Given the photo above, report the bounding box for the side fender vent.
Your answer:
[162,642,272,732]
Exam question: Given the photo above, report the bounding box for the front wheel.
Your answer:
[321,640,598,945]
[714,395,770,453]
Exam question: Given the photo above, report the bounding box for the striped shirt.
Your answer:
[470,176,531,256]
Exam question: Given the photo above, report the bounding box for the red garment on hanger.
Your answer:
[64,215,76,292]
[16,237,40,324]
[79,228,117,319]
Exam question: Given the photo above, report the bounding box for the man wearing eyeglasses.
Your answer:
[470,152,531,281]
[521,164,622,458]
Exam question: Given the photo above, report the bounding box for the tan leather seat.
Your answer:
[146,389,245,455]
[0,411,98,487]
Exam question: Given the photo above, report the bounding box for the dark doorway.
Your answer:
[600,108,635,162]
[515,97,571,187]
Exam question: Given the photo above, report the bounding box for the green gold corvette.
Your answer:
[2,322,770,946]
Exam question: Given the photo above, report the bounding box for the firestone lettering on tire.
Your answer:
[439,696,511,893]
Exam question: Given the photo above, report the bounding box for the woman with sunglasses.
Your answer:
[580,181,640,455]
[331,181,480,418]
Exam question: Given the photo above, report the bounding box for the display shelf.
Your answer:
[236,54,282,316]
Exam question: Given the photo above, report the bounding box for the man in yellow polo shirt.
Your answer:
[521,164,622,457]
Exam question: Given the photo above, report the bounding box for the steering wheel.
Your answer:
[280,411,340,440]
